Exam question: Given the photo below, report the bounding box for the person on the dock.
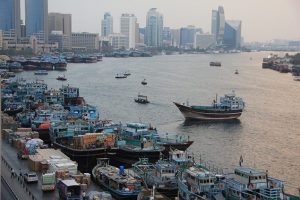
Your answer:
[82,190,86,200]
[11,168,15,178]
[19,168,22,178]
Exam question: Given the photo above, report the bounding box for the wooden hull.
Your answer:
[4,107,23,116]
[174,102,242,121]
[161,141,194,155]
[110,147,162,168]
[54,63,67,71]
[53,140,117,173]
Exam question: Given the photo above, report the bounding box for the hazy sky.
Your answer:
[22,0,300,42]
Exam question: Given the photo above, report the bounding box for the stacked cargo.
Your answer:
[3,128,39,145]
[71,172,91,186]
[70,172,91,191]
[28,149,78,174]
[28,154,44,171]
[73,133,116,149]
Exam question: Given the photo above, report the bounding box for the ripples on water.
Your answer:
[20,52,300,193]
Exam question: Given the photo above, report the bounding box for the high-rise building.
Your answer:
[101,12,113,37]
[211,6,225,44]
[145,8,163,47]
[48,13,72,38]
[120,14,137,49]
[25,0,48,43]
[223,20,242,49]
[0,30,3,49]
[135,22,140,44]
[0,0,21,41]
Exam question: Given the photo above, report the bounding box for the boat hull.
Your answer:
[54,63,67,71]
[3,107,23,116]
[110,147,162,168]
[93,176,139,200]
[53,140,117,173]
[161,141,194,155]
[173,102,242,121]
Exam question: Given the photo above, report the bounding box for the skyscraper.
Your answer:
[211,6,225,45]
[0,0,21,41]
[223,20,242,49]
[48,13,72,38]
[211,10,218,37]
[101,13,113,37]
[120,14,137,49]
[25,0,48,43]
[145,8,163,47]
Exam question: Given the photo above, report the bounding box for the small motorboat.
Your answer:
[34,70,48,75]
[134,94,149,104]
[124,71,131,76]
[235,70,239,74]
[209,62,221,67]
[56,75,67,81]
[115,73,127,79]
[141,79,147,85]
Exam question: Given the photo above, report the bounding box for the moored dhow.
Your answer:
[92,158,142,200]
[222,165,300,200]
[174,92,245,121]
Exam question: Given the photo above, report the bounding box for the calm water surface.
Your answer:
[20,52,300,193]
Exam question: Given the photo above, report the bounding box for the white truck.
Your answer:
[41,172,56,192]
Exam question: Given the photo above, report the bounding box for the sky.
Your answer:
[22,0,300,42]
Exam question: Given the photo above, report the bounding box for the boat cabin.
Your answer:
[65,104,97,120]
[219,93,245,110]
[60,85,80,98]
[155,160,177,179]
[134,95,149,104]
[169,149,194,167]
[223,166,285,200]
[50,119,93,139]
[185,166,217,193]
[44,89,64,105]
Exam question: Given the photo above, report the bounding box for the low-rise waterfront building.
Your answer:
[194,33,216,49]
[170,29,180,47]
[49,31,71,50]
[108,33,128,50]
[2,35,58,54]
[71,32,99,51]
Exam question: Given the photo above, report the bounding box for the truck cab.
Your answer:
[57,179,81,200]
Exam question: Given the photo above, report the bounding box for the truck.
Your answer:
[41,172,56,192]
[57,179,81,200]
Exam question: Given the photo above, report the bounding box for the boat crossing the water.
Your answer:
[56,74,67,81]
[141,79,147,85]
[134,94,149,104]
[174,91,245,121]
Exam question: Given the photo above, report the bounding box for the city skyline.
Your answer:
[18,0,300,42]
